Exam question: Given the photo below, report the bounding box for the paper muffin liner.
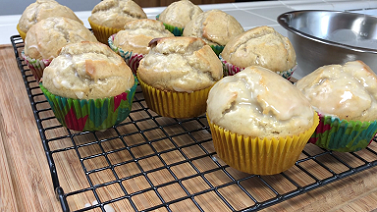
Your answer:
[108,34,144,74]
[210,45,225,56]
[17,24,26,41]
[21,51,52,82]
[39,77,138,131]
[207,113,319,175]
[309,114,377,152]
[219,54,297,80]
[156,14,183,36]
[88,18,122,44]
[137,72,212,118]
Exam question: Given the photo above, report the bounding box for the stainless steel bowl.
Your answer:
[278,10,377,77]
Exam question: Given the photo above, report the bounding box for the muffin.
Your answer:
[88,0,147,43]
[17,0,82,40]
[207,66,319,175]
[296,61,377,152]
[156,0,203,36]
[220,26,297,79]
[22,17,97,81]
[108,19,174,74]
[40,41,137,131]
[182,9,244,55]
[137,37,222,118]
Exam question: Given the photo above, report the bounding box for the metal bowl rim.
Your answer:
[277,10,377,54]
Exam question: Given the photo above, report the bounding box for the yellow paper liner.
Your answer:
[88,18,122,44]
[17,24,26,41]
[137,73,212,118]
[207,113,319,175]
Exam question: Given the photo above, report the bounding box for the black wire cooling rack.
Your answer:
[11,35,377,212]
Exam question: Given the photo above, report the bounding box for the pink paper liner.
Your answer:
[219,54,297,80]
[21,51,52,82]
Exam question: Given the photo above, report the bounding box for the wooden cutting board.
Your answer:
[1,43,377,212]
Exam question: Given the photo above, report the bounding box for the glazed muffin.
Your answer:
[40,41,137,131]
[182,9,244,55]
[17,0,82,40]
[108,19,174,73]
[296,60,377,152]
[88,0,147,43]
[207,66,319,175]
[220,26,297,79]
[137,37,222,118]
[157,0,203,36]
[22,17,97,81]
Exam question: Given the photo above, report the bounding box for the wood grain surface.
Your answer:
[0,44,61,212]
[1,43,377,212]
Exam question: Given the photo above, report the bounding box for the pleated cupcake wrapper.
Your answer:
[210,45,224,56]
[309,114,377,152]
[219,54,297,79]
[17,24,26,41]
[88,18,122,44]
[156,14,183,36]
[108,34,144,74]
[137,73,211,118]
[21,51,51,82]
[39,77,137,131]
[207,113,319,175]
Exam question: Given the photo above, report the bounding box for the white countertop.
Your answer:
[2,0,376,79]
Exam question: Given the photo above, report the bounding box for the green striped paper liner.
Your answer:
[40,77,138,132]
[108,34,144,74]
[156,14,183,36]
[210,45,225,56]
[309,114,377,152]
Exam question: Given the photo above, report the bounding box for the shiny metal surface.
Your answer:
[278,10,377,77]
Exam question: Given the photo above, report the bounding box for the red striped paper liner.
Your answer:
[127,53,144,75]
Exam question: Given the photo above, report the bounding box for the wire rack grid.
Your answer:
[11,35,377,212]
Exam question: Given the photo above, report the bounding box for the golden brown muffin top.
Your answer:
[18,0,82,33]
[89,0,147,29]
[158,0,203,28]
[42,41,134,99]
[24,17,97,60]
[137,37,223,92]
[296,61,377,121]
[221,26,296,72]
[182,9,244,46]
[113,19,174,55]
[207,66,315,138]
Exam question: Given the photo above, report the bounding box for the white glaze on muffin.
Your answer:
[89,0,147,29]
[42,41,134,99]
[207,66,315,137]
[158,0,203,28]
[137,37,222,92]
[18,0,82,33]
[113,19,174,55]
[296,61,377,121]
[221,26,296,72]
[24,17,97,60]
[182,9,244,46]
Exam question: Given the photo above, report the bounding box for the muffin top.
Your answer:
[158,0,203,28]
[89,0,147,29]
[42,41,134,99]
[18,0,82,33]
[182,9,244,46]
[137,37,223,92]
[207,66,315,138]
[221,26,296,72]
[24,17,97,60]
[296,61,377,121]
[113,19,174,55]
